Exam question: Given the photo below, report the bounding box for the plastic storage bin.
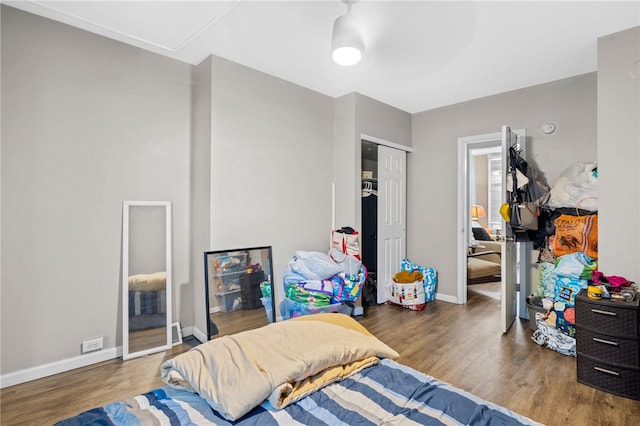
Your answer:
[282,297,349,319]
[526,302,547,331]
[216,292,243,312]
[210,253,248,274]
[212,272,243,294]
[209,253,248,294]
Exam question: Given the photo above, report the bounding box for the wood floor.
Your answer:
[2,283,639,425]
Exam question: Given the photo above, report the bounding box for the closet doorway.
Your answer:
[361,137,409,304]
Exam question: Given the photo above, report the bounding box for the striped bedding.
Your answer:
[55,359,539,425]
[129,289,166,317]
[128,290,167,331]
[128,272,167,331]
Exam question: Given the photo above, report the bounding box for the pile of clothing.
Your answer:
[529,251,597,356]
[281,250,366,318]
[527,162,601,356]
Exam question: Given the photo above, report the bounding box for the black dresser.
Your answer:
[575,289,640,400]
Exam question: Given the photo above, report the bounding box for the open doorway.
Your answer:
[467,144,503,306]
[470,146,503,241]
[458,133,503,305]
[467,146,503,296]
[457,128,530,333]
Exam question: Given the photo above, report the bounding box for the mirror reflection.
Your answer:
[204,246,275,339]
[122,201,172,359]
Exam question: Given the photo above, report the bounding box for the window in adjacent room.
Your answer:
[487,153,502,232]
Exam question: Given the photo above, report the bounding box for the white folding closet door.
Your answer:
[377,146,407,304]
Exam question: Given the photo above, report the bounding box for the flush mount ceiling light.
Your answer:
[332,0,365,66]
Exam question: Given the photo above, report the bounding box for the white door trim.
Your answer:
[361,134,414,153]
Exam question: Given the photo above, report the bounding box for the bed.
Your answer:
[55,313,539,425]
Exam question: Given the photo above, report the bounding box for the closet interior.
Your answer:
[361,140,378,293]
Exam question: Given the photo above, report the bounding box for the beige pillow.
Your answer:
[161,313,398,421]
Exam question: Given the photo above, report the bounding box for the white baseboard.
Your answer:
[186,325,207,344]
[0,347,120,389]
[0,328,207,389]
[436,293,458,304]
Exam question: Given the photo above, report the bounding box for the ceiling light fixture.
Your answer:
[331,0,364,66]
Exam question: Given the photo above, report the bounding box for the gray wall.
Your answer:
[409,73,597,299]
[1,6,192,374]
[200,56,336,328]
[355,93,413,147]
[333,93,359,230]
[597,26,640,280]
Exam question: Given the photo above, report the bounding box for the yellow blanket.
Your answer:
[160,313,398,421]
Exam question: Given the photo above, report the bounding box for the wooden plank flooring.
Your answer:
[2,283,639,425]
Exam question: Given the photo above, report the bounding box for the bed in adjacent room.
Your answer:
[55,313,539,425]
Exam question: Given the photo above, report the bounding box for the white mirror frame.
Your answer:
[122,201,172,360]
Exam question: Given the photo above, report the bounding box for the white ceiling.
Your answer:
[6,1,640,113]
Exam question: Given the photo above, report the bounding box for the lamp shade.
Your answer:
[471,204,486,220]
[331,4,364,66]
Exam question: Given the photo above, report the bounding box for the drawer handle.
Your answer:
[593,366,620,376]
[591,308,617,316]
[592,337,618,346]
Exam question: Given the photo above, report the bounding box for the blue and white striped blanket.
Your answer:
[56,359,539,425]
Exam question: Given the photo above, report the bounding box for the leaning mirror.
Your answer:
[122,201,172,360]
[204,246,275,339]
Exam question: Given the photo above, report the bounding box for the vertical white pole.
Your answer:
[331,182,336,231]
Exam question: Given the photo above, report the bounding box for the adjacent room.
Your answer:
[2,1,639,425]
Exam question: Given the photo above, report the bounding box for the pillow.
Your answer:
[161,313,398,421]
[472,227,492,241]
[128,271,166,292]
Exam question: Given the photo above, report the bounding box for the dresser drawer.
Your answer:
[577,354,640,400]
[575,298,639,339]
[577,328,640,368]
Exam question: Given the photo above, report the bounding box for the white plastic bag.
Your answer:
[285,251,343,281]
[547,161,598,211]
